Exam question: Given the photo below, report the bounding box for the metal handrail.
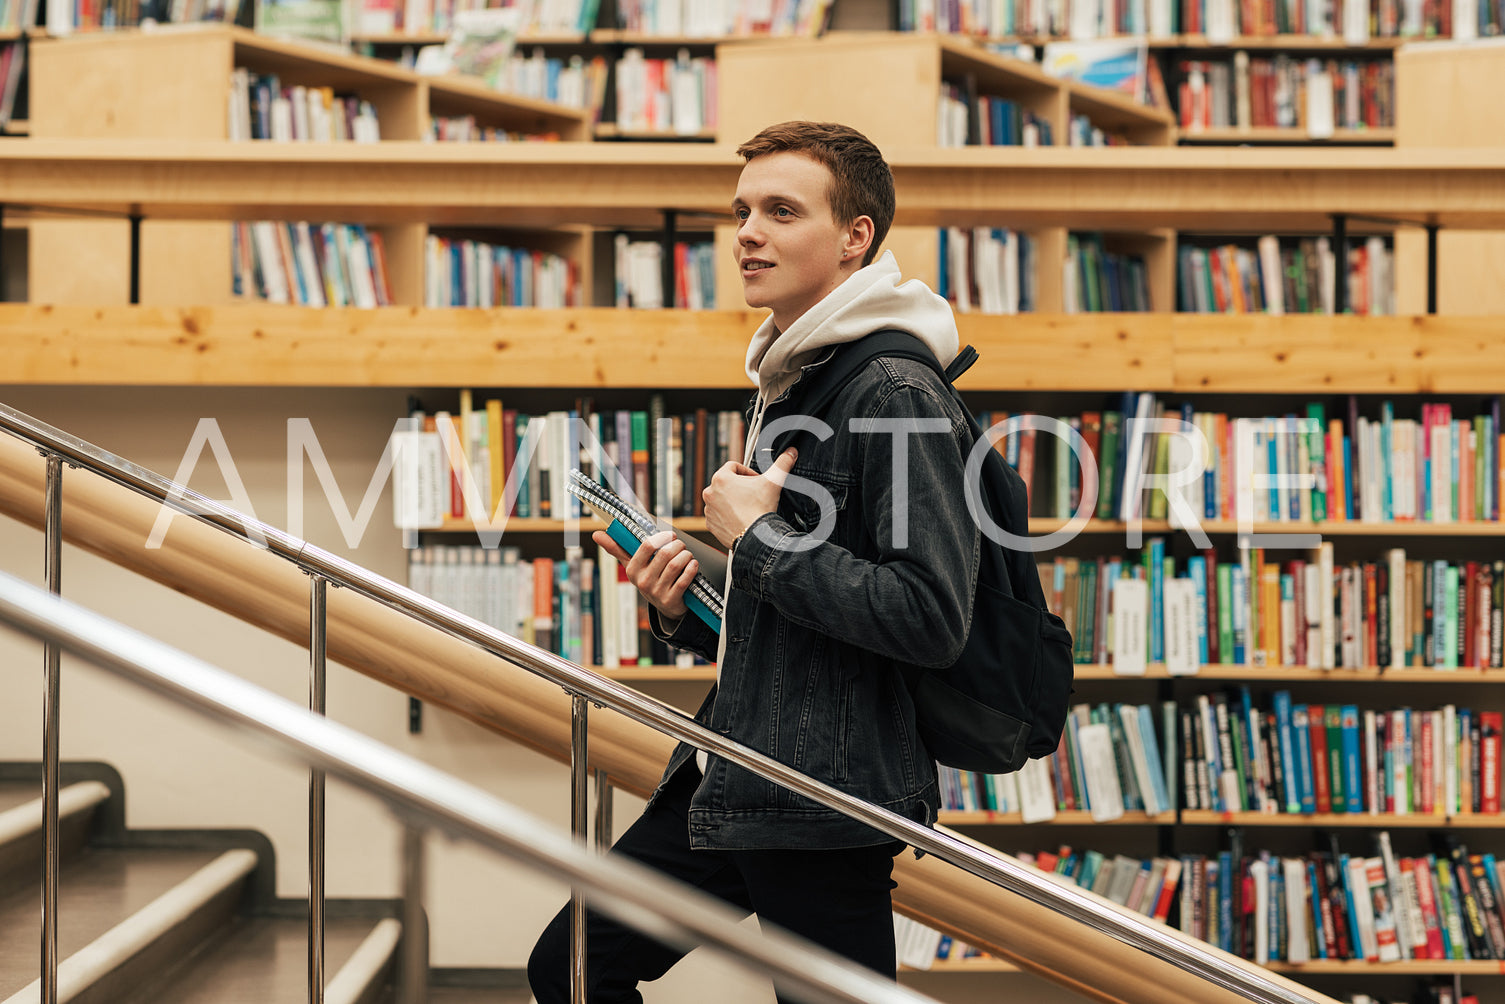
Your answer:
[0,572,936,1004]
[0,401,1325,1004]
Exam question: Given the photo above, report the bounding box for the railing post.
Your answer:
[40,454,62,1004]
[1426,223,1440,315]
[1331,213,1348,315]
[308,574,328,1004]
[400,823,427,1004]
[592,768,613,852]
[128,213,143,306]
[570,694,589,1004]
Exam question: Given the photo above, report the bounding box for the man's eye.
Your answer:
[735,208,749,221]
[775,207,791,217]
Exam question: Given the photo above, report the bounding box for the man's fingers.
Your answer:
[592,530,632,563]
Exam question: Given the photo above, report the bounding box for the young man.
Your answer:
[528,121,979,1002]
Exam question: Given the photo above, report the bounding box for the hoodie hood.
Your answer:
[745,250,959,404]
[741,250,958,463]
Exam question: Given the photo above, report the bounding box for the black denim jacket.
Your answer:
[649,350,981,850]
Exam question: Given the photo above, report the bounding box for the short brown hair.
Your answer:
[736,121,894,267]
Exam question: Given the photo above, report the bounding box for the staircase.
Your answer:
[0,762,529,1003]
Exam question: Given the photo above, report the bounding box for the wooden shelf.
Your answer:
[6,308,1505,391]
[353,31,589,46]
[594,124,716,141]
[424,75,589,129]
[1179,127,1394,145]
[940,810,1170,825]
[4,141,1503,230]
[1181,810,1502,827]
[908,953,1505,976]
[1266,959,1505,974]
[597,665,715,681]
[903,957,1019,973]
[589,30,759,45]
[1169,33,1408,50]
[1070,664,1505,682]
[1030,517,1505,536]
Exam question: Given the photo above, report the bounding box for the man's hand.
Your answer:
[702,447,798,550]
[593,529,699,620]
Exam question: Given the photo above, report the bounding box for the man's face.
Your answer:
[732,151,856,331]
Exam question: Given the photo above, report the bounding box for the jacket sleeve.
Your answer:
[729,379,980,669]
[648,606,721,664]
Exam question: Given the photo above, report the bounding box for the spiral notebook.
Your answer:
[566,469,726,633]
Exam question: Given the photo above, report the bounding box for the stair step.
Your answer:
[427,989,533,1003]
[0,782,112,897]
[0,786,39,816]
[117,914,393,1004]
[0,846,253,1003]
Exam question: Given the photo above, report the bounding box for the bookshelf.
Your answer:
[6,34,1505,997]
[23,26,590,306]
[1391,39,1505,316]
[714,32,1176,310]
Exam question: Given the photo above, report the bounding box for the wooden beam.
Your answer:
[1,141,1504,228]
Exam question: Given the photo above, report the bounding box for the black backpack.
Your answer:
[770,330,1074,775]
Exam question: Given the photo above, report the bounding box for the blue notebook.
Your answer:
[565,469,725,634]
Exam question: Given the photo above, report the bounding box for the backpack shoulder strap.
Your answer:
[788,330,958,421]
[946,344,979,383]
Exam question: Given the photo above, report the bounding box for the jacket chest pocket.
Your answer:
[780,470,851,538]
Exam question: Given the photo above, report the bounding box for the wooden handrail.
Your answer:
[0,428,1340,1004]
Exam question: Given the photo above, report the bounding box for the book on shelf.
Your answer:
[1177,236,1390,316]
[937,79,1054,147]
[230,68,384,141]
[895,0,1471,38]
[0,41,24,131]
[614,235,716,309]
[1041,39,1150,105]
[406,540,711,669]
[425,236,579,307]
[1174,829,1505,965]
[258,0,347,45]
[566,468,726,633]
[938,227,1037,314]
[613,47,716,135]
[1064,234,1151,312]
[992,393,1501,538]
[1174,55,1394,137]
[613,0,833,37]
[360,0,598,36]
[392,394,747,530]
[937,701,1174,822]
[1179,686,1505,819]
[233,221,393,307]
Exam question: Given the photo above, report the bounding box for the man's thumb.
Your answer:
[767,447,798,487]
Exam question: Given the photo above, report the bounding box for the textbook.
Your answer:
[566,469,726,634]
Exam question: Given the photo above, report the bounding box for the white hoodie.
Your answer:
[692,252,961,775]
[741,249,960,461]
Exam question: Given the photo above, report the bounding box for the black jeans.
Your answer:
[527,766,901,1004]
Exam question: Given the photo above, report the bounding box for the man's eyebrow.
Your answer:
[730,193,807,209]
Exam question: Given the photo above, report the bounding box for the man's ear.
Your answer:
[843,215,875,263]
